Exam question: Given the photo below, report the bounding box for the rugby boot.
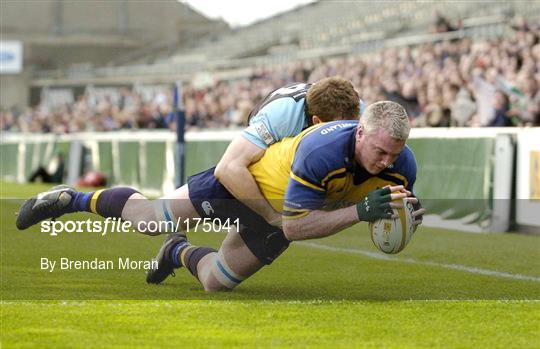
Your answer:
[16,185,76,230]
[146,232,187,284]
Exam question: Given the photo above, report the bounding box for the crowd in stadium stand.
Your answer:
[1,21,538,133]
[0,88,174,133]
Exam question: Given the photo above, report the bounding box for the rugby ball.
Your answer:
[369,198,414,254]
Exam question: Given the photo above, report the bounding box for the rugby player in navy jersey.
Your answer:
[17,100,425,292]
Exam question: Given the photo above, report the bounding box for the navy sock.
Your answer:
[171,243,216,278]
[68,187,139,218]
[170,241,189,268]
[69,192,93,212]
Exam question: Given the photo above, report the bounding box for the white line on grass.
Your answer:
[299,242,540,283]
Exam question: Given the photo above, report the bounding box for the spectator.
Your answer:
[489,91,513,127]
[451,88,476,126]
[2,19,538,132]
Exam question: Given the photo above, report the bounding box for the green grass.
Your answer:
[1,183,539,348]
[3,301,538,348]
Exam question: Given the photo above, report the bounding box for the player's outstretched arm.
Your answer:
[282,186,408,241]
[282,206,359,241]
[215,136,282,227]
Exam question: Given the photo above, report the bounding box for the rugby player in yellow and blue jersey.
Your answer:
[247,101,421,244]
[139,100,423,291]
[16,100,425,292]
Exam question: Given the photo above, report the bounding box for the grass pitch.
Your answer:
[1,183,539,348]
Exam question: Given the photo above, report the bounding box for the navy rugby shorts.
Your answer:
[187,167,290,265]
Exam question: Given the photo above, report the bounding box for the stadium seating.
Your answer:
[2,1,538,133]
[29,1,538,81]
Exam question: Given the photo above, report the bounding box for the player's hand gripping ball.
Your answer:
[369,197,414,254]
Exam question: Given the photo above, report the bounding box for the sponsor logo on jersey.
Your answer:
[320,122,355,135]
[254,122,275,145]
[202,201,214,216]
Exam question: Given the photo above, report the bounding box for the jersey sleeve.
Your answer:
[242,98,306,149]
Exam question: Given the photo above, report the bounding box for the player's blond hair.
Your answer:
[360,101,410,140]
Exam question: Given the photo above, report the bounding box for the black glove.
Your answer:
[356,187,393,222]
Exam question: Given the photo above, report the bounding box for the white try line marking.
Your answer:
[299,242,540,283]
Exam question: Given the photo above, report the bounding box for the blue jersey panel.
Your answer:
[282,120,418,214]
[242,97,307,149]
[285,122,358,211]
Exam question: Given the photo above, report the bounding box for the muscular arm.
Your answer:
[282,206,359,241]
[214,136,281,226]
[282,186,410,241]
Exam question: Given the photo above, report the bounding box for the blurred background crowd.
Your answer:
[1,12,538,133]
